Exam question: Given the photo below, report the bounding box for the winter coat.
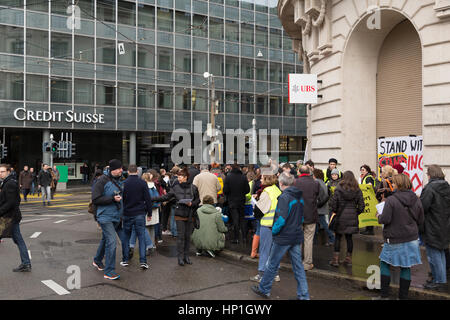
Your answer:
[0,174,22,226]
[191,204,228,251]
[329,185,365,234]
[152,182,200,218]
[316,179,329,216]
[272,187,304,246]
[122,175,153,218]
[420,179,450,250]
[37,169,53,187]
[91,174,124,223]
[327,178,341,188]
[19,170,33,189]
[223,168,250,208]
[375,177,394,202]
[378,190,424,244]
[293,174,320,224]
[188,166,200,184]
[193,171,222,204]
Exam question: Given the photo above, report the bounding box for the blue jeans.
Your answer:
[31,182,35,195]
[129,224,153,250]
[94,221,126,275]
[426,245,447,284]
[258,226,273,273]
[318,215,335,243]
[259,242,310,300]
[170,206,177,237]
[12,223,31,265]
[41,186,51,202]
[123,215,147,264]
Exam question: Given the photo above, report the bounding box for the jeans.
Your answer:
[41,186,51,203]
[258,226,274,273]
[170,207,177,237]
[82,174,88,184]
[122,215,147,264]
[94,221,126,275]
[317,215,335,243]
[426,245,447,284]
[31,182,35,195]
[259,242,310,300]
[229,206,246,241]
[129,224,153,250]
[175,220,193,259]
[22,189,30,201]
[12,223,31,266]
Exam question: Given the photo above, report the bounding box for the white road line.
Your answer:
[21,218,51,224]
[41,280,70,295]
[28,250,32,260]
[30,232,42,238]
[54,220,67,224]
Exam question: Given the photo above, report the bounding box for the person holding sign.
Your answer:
[360,164,376,236]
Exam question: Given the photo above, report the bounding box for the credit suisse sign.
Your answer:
[13,107,105,124]
[288,74,318,104]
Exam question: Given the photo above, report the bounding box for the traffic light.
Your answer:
[2,145,7,159]
[51,141,59,156]
[43,142,51,152]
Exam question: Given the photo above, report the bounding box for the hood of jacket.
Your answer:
[283,186,303,200]
[392,189,420,207]
[429,179,450,203]
[198,204,219,215]
[230,167,242,175]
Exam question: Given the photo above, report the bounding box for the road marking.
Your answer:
[47,203,89,208]
[21,218,51,224]
[54,220,67,224]
[30,232,42,238]
[41,280,70,295]
[23,214,81,217]
[28,250,32,260]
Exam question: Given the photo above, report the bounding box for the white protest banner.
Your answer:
[377,136,423,195]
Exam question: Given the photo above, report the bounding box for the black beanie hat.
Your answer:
[329,158,338,164]
[109,159,122,171]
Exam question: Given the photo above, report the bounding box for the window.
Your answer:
[270,96,282,115]
[0,72,23,101]
[26,75,48,102]
[138,4,155,29]
[226,0,239,7]
[118,83,136,107]
[51,79,71,103]
[255,0,268,13]
[241,93,253,114]
[74,79,94,104]
[51,1,68,15]
[158,47,173,70]
[283,36,293,51]
[137,85,155,108]
[191,89,207,111]
[175,11,191,34]
[209,17,224,40]
[225,56,239,77]
[241,23,254,45]
[157,8,173,32]
[51,33,72,59]
[283,64,295,83]
[97,82,116,105]
[255,60,267,81]
[74,36,94,62]
[283,97,295,116]
[118,1,136,26]
[210,54,224,77]
[79,0,95,20]
[270,28,282,49]
[225,92,239,113]
[0,26,23,55]
[27,29,48,57]
[28,0,48,12]
[138,45,155,69]
[241,1,254,10]
[193,14,207,38]
[175,87,191,110]
[175,49,191,73]
[192,52,207,74]
[225,20,239,42]
[158,86,173,109]
[270,62,282,82]
[255,26,268,47]
[97,0,116,23]
[241,58,254,79]
[256,96,267,114]
[118,42,136,67]
[97,39,116,65]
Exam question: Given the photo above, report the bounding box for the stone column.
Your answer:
[129,132,136,165]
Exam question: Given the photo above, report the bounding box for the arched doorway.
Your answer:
[342,10,422,173]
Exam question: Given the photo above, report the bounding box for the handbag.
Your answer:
[328,198,348,232]
[0,216,14,238]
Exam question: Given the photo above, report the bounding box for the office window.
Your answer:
[158,47,173,70]
[225,56,239,77]
[79,0,95,20]
[118,1,136,26]
[270,62,282,82]
[225,92,239,113]
[175,11,191,34]
[191,89,207,111]
[283,36,293,51]
[118,84,136,107]
[241,58,254,79]
[270,28,282,49]
[138,4,155,29]
[118,42,136,67]
[210,54,224,77]
[226,0,239,7]
[225,20,239,42]
[28,0,48,12]
[137,85,155,108]
[193,14,208,38]
[138,45,155,69]
[255,60,267,81]
[74,36,94,62]
[51,1,69,15]
[51,79,71,103]
[209,17,224,40]
[74,79,94,105]
[283,97,295,116]
[157,8,173,32]
[192,52,207,74]
[0,26,23,55]
[241,1,254,10]
[27,29,48,57]
[175,87,191,110]
[26,75,48,102]
[97,39,116,65]
[255,26,268,47]
[0,72,23,101]
[158,86,173,109]
[241,93,253,114]
[255,0,268,13]
[97,81,116,105]
[175,49,191,73]
[283,64,295,83]
[241,23,254,45]
[97,0,116,23]
[256,96,267,114]
[270,96,282,115]
[51,33,72,59]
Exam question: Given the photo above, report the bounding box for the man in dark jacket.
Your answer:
[0,164,31,272]
[223,164,250,244]
[294,165,320,270]
[19,165,33,202]
[38,164,53,206]
[420,165,450,291]
[188,164,200,184]
[121,164,153,270]
[251,172,310,300]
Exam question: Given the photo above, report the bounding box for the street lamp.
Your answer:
[204,72,217,164]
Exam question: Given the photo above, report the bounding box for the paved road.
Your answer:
[0,191,381,300]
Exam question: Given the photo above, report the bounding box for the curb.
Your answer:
[220,249,450,300]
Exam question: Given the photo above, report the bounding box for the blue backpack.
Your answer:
[148,187,160,208]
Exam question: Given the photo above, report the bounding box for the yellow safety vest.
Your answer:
[260,185,282,227]
[361,174,375,186]
[217,176,224,195]
[245,180,254,205]
[323,169,342,183]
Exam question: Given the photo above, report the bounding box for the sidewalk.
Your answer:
[221,226,450,300]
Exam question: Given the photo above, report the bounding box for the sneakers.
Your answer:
[92,261,105,271]
[13,264,32,272]
[157,239,163,244]
[140,263,149,270]
[251,285,270,299]
[162,230,172,236]
[119,261,129,267]
[206,250,215,258]
[104,272,120,280]
[274,275,281,282]
[303,263,314,271]
[250,274,262,283]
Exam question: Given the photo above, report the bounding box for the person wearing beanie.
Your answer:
[323,158,342,184]
[327,168,342,188]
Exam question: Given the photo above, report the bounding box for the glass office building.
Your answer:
[0,0,306,172]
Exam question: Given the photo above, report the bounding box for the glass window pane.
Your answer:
[175,49,191,73]
[175,11,191,34]
[0,25,23,55]
[256,95,267,114]
[225,92,239,113]
[283,64,295,83]
[192,14,207,38]
[209,17,224,40]
[210,54,224,77]
[0,72,23,100]
[191,89,207,111]
[51,79,71,103]
[241,23,254,45]
[210,0,224,4]
[118,83,136,107]
[138,4,155,29]
[158,86,173,109]
[27,75,48,102]
[241,0,254,10]
[74,79,94,104]
[192,52,207,74]
[28,0,48,12]
[79,0,95,20]
[97,0,116,23]
[226,0,239,8]
[97,81,116,105]
[74,36,94,62]
[118,42,136,67]
[51,1,68,15]
[192,0,208,14]
[137,85,155,108]
[225,20,239,42]
[255,0,268,13]
[270,96,282,115]
[97,39,116,64]
[241,58,254,79]
[51,33,72,59]
[255,26,268,47]
[283,97,295,116]
[175,87,191,110]
[255,60,267,81]
[158,47,173,70]
[157,8,173,32]
[270,28,282,49]
[268,0,278,15]
[27,29,48,57]
[283,36,293,51]
[225,56,239,77]
[138,45,155,68]
[118,0,136,26]
[241,93,253,114]
[270,62,281,82]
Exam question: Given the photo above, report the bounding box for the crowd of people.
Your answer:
[17,164,60,205]
[0,156,449,300]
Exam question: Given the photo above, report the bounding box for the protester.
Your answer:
[151,168,200,266]
[38,164,52,206]
[0,164,32,272]
[420,165,450,291]
[326,169,342,188]
[81,163,90,184]
[250,171,281,282]
[305,160,315,175]
[51,165,60,199]
[91,159,127,280]
[246,172,259,259]
[192,195,228,258]
[30,167,38,196]
[193,164,222,205]
[251,172,310,300]
[375,165,396,202]
[188,163,200,184]
[328,171,365,267]
[143,171,161,249]
[375,173,424,300]
[312,169,334,246]
[19,165,33,202]
[121,164,153,270]
[323,158,342,184]
[360,164,376,235]
[223,164,250,244]
[294,165,320,271]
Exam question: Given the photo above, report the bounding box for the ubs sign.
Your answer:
[14,108,105,124]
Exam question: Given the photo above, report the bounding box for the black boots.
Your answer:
[399,278,411,300]
[380,274,391,298]
[184,256,192,265]
[178,257,185,266]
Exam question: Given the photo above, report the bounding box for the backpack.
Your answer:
[148,186,160,208]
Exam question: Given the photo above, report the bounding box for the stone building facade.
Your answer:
[278,0,450,178]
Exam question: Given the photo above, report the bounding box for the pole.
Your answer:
[210,75,216,165]
[252,118,257,164]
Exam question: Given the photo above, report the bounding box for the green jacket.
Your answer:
[192,204,228,251]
